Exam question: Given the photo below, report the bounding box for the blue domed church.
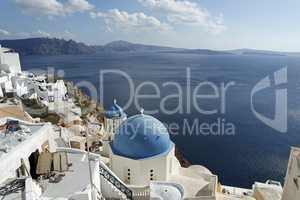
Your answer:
[102,102,218,199]
[109,111,180,185]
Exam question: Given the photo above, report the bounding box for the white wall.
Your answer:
[282,147,300,200]
[0,52,21,73]
[92,158,101,200]
[47,80,68,102]
[101,140,110,157]
[110,147,176,186]
[104,117,124,140]
[25,178,42,200]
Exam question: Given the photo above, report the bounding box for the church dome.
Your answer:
[111,113,173,160]
[105,99,126,119]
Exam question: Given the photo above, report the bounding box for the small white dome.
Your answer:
[150,182,183,200]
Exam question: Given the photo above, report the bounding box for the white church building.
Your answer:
[101,101,218,199]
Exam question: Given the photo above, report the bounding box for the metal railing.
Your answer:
[0,178,25,196]
[99,165,133,200]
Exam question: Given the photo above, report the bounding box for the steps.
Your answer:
[99,165,133,200]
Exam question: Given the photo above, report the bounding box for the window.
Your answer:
[47,85,52,91]
[127,169,131,183]
[48,96,54,102]
[150,169,154,181]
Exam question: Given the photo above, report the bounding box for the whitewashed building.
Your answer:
[108,112,218,199]
[0,45,21,74]
[0,118,104,200]
[0,45,80,123]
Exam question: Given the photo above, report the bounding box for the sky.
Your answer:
[0,0,300,51]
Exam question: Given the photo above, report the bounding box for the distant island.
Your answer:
[0,38,95,55]
[93,40,182,52]
[227,49,288,56]
[0,37,299,56]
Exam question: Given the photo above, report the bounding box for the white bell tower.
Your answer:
[102,99,127,156]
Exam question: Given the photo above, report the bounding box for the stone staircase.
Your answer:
[99,164,133,200]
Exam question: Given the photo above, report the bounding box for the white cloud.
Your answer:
[64,0,94,14]
[0,29,76,40]
[13,30,52,38]
[90,9,171,33]
[0,29,11,36]
[14,0,64,16]
[138,0,226,34]
[56,30,76,39]
[34,30,52,37]
[13,0,94,17]
[30,30,76,39]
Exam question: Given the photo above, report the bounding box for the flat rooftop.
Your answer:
[0,101,32,122]
[0,120,44,158]
[168,166,216,198]
[253,182,283,200]
[221,185,253,196]
[41,151,97,199]
[0,151,99,200]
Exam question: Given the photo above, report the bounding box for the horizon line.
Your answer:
[1,37,300,54]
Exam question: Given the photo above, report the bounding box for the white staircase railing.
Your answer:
[99,165,133,200]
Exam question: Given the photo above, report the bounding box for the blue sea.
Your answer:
[20,52,300,188]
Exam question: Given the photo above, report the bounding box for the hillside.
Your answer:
[1,38,299,56]
[93,40,233,55]
[99,40,182,52]
[0,38,95,55]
